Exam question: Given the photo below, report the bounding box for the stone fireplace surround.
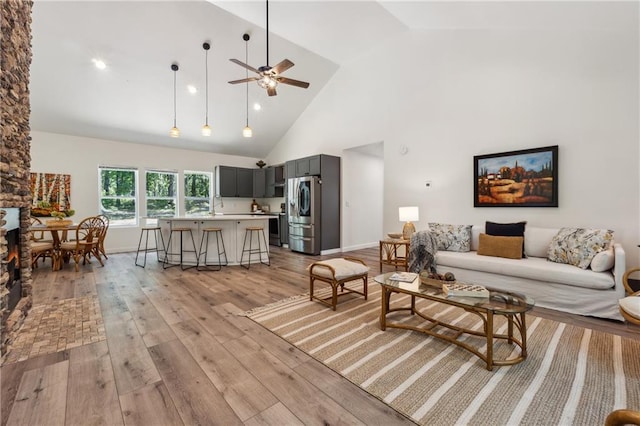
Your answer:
[1,0,34,359]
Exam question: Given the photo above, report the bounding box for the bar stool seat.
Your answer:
[240,226,270,269]
[163,227,198,270]
[135,226,167,268]
[197,227,228,271]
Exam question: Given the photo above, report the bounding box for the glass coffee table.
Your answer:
[374,272,534,371]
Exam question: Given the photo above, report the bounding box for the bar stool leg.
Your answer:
[259,228,270,266]
[135,229,147,268]
[154,228,167,264]
[216,230,228,266]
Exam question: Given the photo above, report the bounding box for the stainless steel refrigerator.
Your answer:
[288,176,321,254]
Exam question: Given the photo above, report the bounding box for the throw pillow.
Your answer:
[485,221,527,258]
[477,234,523,259]
[427,223,473,252]
[590,245,615,272]
[547,227,614,269]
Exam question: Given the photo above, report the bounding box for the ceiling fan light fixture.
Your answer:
[169,63,179,138]
[257,75,277,89]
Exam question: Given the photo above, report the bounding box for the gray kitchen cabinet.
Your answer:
[286,161,296,180]
[215,165,237,197]
[215,166,254,198]
[253,168,266,198]
[293,155,322,177]
[265,165,285,198]
[236,168,254,198]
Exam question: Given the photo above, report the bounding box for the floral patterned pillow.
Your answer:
[428,223,473,252]
[547,227,614,269]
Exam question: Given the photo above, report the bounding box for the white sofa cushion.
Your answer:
[524,227,560,258]
[308,258,369,280]
[436,251,614,290]
[591,246,615,272]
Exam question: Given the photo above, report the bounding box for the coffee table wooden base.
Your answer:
[380,287,528,371]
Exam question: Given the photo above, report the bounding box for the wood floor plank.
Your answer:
[1,351,70,426]
[294,357,414,425]
[224,335,365,425]
[243,402,305,426]
[171,319,278,421]
[148,339,243,426]
[114,277,178,347]
[102,312,162,396]
[6,360,69,426]
[218,303,312,370]
[66,341,123,426]
[119,381,183,426]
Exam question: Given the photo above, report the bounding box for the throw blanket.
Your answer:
[408,230,438,274]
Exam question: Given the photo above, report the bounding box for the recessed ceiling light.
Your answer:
[187,85,197,94]
[92,58,106,70]
[253,103,262,111]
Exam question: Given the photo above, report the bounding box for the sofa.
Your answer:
[429,224,626,321]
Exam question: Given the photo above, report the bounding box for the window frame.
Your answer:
[145,169,179,219]
[184,170,213,217]
[98,166,139,227]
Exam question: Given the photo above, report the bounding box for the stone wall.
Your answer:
[1,0,34,358]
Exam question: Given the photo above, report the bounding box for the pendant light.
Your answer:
[242,34,253,138]
[169,63,180,138]
[201,42,212,136]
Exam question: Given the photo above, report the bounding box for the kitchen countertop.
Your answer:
[161,215,273,221]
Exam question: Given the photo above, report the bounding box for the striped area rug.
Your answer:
[245,284,640,425]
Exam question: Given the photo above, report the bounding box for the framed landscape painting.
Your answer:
[474,145,558,207]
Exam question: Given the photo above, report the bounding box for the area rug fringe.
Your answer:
[245,285,640,426]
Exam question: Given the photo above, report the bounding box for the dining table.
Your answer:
[29,222,79,271]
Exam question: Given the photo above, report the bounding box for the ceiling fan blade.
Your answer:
[229,59,260,74]
[228,77,259,85]
[271,59,294,75]
[277,77,310,89]
[267,86,277,97]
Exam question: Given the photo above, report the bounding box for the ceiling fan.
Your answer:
[228,0,310,97]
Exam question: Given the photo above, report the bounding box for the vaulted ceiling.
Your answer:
[29,1,633,158]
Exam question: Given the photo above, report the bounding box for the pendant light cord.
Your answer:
[204,48,209,126]
[245,38,249,127]
[173,68,177,127]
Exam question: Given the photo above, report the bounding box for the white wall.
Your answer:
[266,23,639,265]
[30,131,262,253]
[341,144,384,251]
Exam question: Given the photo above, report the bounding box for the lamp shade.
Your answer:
[399,206,419,222]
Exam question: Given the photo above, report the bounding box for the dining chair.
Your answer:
[59,216,106,272]
[29,216,54,267]
[96,214,109,260]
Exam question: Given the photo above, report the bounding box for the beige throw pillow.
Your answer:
[477,233,524,260]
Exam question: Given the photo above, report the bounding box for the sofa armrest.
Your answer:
[613,243,626,297]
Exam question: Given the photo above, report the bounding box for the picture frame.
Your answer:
[474,145,558,207]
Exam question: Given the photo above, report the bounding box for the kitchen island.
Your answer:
[159,215,270,267]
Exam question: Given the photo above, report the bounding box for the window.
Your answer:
[146,170,178,218]
[99,167,138,226]
[184,171,212,217]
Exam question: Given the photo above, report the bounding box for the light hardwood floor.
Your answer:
[2,246,639,425]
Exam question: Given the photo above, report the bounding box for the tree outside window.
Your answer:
[184,171,212,217]
[99,167,137,226]
[146,171,177,218]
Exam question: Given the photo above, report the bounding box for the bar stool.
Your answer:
[240,226,270,269]
[163,227,198,270]
[135,225,166,268]
[197,227,228,271]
